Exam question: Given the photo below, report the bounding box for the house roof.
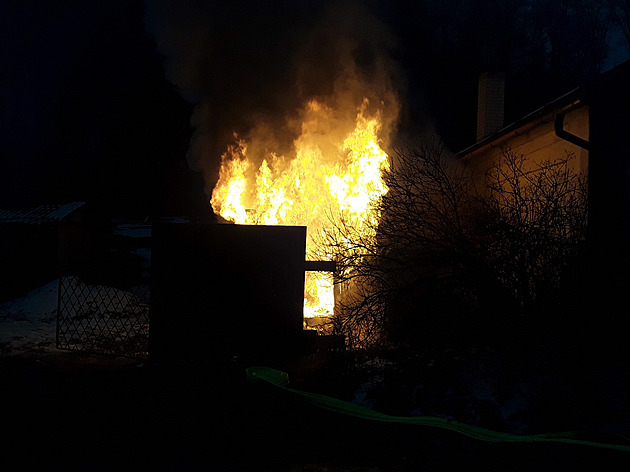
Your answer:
[456,86,585,160]
[0,202,86,225]
[457,60,630,160]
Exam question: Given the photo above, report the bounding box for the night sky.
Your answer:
[1,1,196,217]
[2,0,628,218]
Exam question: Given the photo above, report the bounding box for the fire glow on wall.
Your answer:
[210,97,393,326]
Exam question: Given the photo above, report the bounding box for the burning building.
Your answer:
[209,98,394,330]
[144,1,403,335]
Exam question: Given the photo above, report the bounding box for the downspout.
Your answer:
[554,113,590,150]
[460,101,586,161]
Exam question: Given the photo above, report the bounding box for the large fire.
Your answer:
[210,97,390,326]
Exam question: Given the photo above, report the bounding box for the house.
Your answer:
[457,60,630,326]
[0,202,87,302]
[458,71,589,185]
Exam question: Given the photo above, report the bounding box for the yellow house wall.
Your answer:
[466,105,589,182]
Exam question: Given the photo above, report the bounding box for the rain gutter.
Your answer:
[457,87,587,161]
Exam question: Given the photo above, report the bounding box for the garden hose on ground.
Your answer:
[246,366,630,453]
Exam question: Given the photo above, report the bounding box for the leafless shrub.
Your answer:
[315,140,587,349]
[484,146,588,315]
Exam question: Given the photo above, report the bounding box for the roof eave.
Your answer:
[457,86,585,161]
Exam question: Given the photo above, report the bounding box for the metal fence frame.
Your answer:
[56,272,150,358]
[56,220,151,359]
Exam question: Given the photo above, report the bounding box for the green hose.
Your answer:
[246,366,630,453]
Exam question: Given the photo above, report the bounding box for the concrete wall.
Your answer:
[149,223,308,362]
[585,63,630,327]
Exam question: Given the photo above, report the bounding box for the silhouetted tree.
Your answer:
[610,0,630,50]
[391,0,620,149]
[316,141,587,350]
[484,147,588,317]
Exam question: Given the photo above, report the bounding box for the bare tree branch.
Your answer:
[314,140,587,349]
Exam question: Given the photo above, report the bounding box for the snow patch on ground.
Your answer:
[0,279,58,355]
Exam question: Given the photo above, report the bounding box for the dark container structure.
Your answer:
[149,223,308,362]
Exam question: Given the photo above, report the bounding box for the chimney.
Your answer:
[476,71,505,141]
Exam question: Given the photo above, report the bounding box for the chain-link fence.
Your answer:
[56,221,151,359]
[57,275,150,358]
[55,220,346,362]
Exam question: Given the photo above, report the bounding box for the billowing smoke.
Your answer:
[144,0,403,197]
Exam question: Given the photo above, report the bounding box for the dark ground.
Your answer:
[2,346,629,471]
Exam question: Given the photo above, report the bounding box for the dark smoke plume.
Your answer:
[144,0,404,196]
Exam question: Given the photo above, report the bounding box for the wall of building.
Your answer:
[149,223,308,362]
[585,63,630,329]
[465,105,589,184]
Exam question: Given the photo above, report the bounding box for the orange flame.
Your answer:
[210,98,390,325]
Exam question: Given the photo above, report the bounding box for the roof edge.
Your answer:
[457,86,585,160]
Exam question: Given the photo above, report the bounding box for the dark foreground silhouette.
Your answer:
[2,347,628,472]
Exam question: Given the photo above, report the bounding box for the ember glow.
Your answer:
[210,98,391,325]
